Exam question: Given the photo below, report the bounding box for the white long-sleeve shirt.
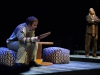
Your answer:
[6,23,36,44]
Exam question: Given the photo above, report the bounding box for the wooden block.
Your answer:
[36,42,54,64]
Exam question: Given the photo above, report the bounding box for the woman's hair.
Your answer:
[26,16,38,26]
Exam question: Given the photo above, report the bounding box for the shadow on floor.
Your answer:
[0,63,30,75]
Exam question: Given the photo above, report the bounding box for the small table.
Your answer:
[36,42,54,66]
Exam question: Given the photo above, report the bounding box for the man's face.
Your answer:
[31,21,38,30]
[90,9,95,15]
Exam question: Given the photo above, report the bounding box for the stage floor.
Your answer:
[21,55,100,75]
[70,55,100,59]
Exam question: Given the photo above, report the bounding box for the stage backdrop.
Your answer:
[0,0,100,51]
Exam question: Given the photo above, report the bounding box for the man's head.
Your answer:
[26,16,38,30]
[89,8,95,15]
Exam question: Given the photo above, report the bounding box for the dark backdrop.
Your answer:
[0,0,100,51]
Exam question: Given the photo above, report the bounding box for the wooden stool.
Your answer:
[36,42,54,66]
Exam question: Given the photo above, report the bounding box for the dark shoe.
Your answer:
[13,63,23,67]
[13,63,30,74]
[93,54,98,58]
[13,63,28,67]
[29,61,42,67]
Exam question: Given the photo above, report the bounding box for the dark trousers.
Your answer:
[85,34,97,55]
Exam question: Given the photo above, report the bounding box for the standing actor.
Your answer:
[85,8,100,57]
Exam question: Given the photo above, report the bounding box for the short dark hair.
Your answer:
[26,16,38,25]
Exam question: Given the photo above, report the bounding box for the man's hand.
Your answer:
[96,19,100,23]
[34,36,40,42]
[96,36,98,40]
[32,36,40,42]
